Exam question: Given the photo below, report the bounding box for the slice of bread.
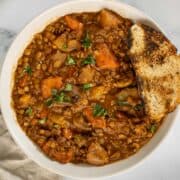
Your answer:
[129,24,180,121]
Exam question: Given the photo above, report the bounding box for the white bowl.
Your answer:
[0,0,179,179]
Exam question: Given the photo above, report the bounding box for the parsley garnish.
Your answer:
[24,65,32,75]
[82,32,91,48]
[93,104,108,117]
[82,54,95,65]
[66,55,76,65]
[83,83,93,90]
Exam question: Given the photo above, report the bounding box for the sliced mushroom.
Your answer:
[73,114,91,132]
[48,113,69,128]
[51,51,67,68]
[87,142,109,165]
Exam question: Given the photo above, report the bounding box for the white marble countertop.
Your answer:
[0,0,180,180]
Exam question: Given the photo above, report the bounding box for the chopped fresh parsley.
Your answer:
[93,104,108,117]
[149,124,157,133]
[62,43,68,50]
[134,103,144,111]
[24,65,32,75]
[25,107,33,116]
[55,92,65,102]
[45,98,53,107]
[64,83,73,91]
[66,55,76,65]
[117,100,131,106]
[54,91,71,103]
[83,83,93,90]
[39,118,47,124]
[81,32,91,48]
[82,54,95,65]
[51,89,58,96]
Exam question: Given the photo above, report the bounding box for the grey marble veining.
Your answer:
[0,1,179,180]
[0,29,15,71]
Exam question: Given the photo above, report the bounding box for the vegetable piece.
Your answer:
[83,107,106,129]
[149,124,157,133]
[19,94,33,108]
[78,66,95,84]
[48,113,69,127]
[99,9,121,27]
[82,54,95,65]
[94,44,119,69]
[89,86,108,100]
[53,33,67,50]
[83,83,93,90]
[23,65,32,75]
[134,103,144,111]
[51,51,67,68]
[73,114,91,131]
[54,92,65,102]
[63,128,73,139]
[93,104,108,117]
[41,76,63,98]
[117,100,131,107]
[45,98,53,107]
[54,91,71,103]
[66,55,76,65]
[87,142,109,165]
[65,16,83,31]
[38,118,47,124]
[81,32,91,48]
[67,40,81,52]
[25,107,33,116]
[52,149,74,163]
[64,83,73,91]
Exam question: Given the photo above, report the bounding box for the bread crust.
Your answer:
[129,24,180,121]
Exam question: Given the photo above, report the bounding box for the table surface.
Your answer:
[0,0,180,180]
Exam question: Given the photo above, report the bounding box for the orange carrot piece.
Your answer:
[52,149,74,163]
[94,44,119,69]
[65,16,83,31]
[39,108,48,118]
[83,107,106,129]
[41,76,63,98]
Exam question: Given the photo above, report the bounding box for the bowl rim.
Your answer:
[0,0,179,179]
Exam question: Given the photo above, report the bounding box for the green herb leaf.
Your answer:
[83,83,93,90]
[62,43,68,50]
[82,55,95,65]
[134,103,144,111]
[53,124,60,129]
[24,65,32,75]
[93,104,108,117]
[66,55,76,65]
[117,101,131,106]
[25,107,33,116]
[149,124,157,133]
[55,92,65,102]
[51,89,58,96]
[45,98,53,107]
[39,118,47,124]
[64,83,73,91]
[82,32,91,48]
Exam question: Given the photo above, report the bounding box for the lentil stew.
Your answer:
[12,9,160,165]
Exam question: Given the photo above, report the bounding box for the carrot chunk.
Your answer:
[41,76,63,98]
[83,107,106,129]
[94,44,119,69]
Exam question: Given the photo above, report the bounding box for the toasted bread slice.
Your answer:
[129,24,180,121]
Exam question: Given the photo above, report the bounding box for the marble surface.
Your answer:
[0,0,180,180]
